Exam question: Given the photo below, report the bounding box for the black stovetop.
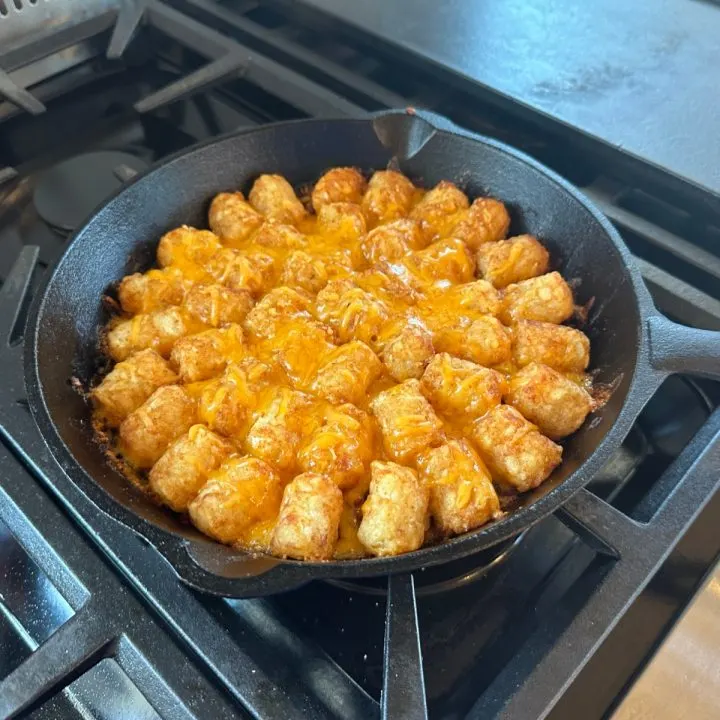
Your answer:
[1,2,719,719]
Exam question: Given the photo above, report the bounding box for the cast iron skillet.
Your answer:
[25,109,720,597]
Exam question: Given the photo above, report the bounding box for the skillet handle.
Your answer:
[382,573,428,720]
[648,315,720,380]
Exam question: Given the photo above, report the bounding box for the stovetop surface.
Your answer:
[281,0,720,205]
[1,2,720,718]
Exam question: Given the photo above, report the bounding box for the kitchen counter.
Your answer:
[291,0,720,201]
[611,559,720,719]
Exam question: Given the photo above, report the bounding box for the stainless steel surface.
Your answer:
[8,42,98,91]
[0,0,119,54]
[612,559,720,720]
[0,0,121,114]
[0,67,45,114]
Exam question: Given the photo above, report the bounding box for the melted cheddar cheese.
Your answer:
[93,168,595,561]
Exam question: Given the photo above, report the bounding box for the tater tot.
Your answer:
[409,180,469,241]
[118,267,188,314]
[189,456,283,545]
[157,226,221,268]
[501,271,574,325]
[315,279,388,345]
[206,248,276,295]
[311,167,367,210]
[370,379,444,463]
[119,385,196,468]
[421,353,505,421]
[317,202,367,240]
[434,314,512,367]
[356,267,418,305]
[505,362,593,439]
[253,220,306,250]
[471,405,562,493]
[451,197,510,250]
[465,315,513,366]
[170,325,244,383]
[416,180,469,210]
[208,191,265,244]
[198,358,273,438]
[244,286,313,338]
[297,404,373,489]
[381,325,434,381]
[417,439,500,535]
[311,340,382,405]
[403,237,476,288]
[106,306,197,361]
[477,234,550,289]
[452,280,503,315]
[357,461,429,556]
[321,248,355,278]
[513,320,590,373]
[280,251,328,294]
[183,283,253,328]
[92,349,177,427]
[149,425,234,511]
[271,472,343,560]
[361,219,426,264]
[420,281,501,334]
[248,174,306,225]
[244,388,313,472]
[269,318,335,389]
[361,170,416,227]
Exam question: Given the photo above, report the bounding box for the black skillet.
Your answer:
[26,109,720,596]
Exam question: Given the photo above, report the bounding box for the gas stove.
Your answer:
[1,2,719,718]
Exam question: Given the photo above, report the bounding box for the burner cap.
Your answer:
[326,533,526,597]
[33,151,148,233]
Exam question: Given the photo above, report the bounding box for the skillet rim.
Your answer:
[24,112,662,581]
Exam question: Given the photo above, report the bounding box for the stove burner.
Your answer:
[33,151,148,233]
[326,533,526,597]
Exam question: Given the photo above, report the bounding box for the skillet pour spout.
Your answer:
[24,109,720,597]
